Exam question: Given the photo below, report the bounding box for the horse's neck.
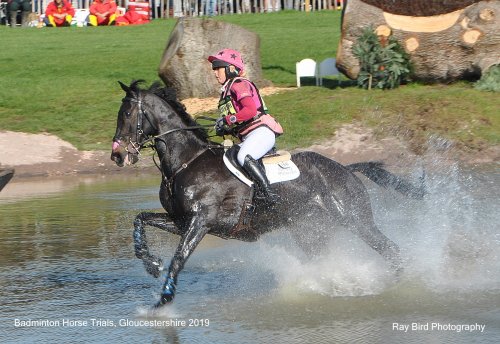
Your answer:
[150,96,206,179]
[155,134,205,178]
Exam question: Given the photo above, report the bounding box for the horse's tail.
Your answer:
[347,162,426,199]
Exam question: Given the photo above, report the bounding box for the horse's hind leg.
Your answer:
[134,212,181,278]
[354,222,402,274]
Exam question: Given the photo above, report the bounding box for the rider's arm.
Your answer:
[224,96,257,124]
[224,80,258,124]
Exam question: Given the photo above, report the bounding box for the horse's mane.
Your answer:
[129,80,209,141]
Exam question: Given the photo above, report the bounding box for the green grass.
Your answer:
[0,21,176,149]
[0,11,498,153]
[218,10,341,84]
[269,82,500,151]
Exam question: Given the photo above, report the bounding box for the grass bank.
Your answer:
[0,11,498,154]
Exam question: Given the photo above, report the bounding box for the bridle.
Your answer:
[113,92,221,188]
[114,93,213,154]
[119,96,153,154]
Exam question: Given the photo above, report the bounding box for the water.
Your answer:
[0,163,499,344]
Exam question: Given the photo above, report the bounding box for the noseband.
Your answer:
[112,95,155,155]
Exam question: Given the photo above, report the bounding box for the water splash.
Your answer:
[372,143,500,294]
[186,229,399,300]
[136,303,181,319]
[252,231,397,297]
[188,151,499,300]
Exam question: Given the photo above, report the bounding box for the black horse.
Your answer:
[0,168,14,192]
[111,80,423,307]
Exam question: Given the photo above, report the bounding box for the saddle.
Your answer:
[222,144,300,239]
[222,144,300,187]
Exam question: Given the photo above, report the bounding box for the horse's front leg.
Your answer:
[134,212,181,278]
[156,213,210,306]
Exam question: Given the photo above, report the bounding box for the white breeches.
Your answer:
[237,126,276,165]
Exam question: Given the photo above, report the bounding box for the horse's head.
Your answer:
[112,80,210,168]
[111,80,155,167]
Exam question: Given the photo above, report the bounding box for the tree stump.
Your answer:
[337,0,500,82]
[158,18,270,100]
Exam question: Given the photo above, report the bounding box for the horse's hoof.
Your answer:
[153,295,173,308]
[155,277,176,306]
[391,260,404,281]
[394,265,404,279]
[159,292,174,306]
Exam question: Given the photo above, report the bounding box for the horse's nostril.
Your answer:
[110,153,124,167]
[112,141,120,152]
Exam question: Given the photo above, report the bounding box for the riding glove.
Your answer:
[215,117,231,136]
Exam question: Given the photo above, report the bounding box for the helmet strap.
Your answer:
[225,65,240,79]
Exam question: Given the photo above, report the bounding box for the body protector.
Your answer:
[218,77,283,138]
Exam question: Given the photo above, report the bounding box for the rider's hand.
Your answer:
[215,117,229,136]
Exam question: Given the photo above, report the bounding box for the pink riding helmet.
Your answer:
[208,49,245,73]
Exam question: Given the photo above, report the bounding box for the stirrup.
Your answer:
[253,188,280,204]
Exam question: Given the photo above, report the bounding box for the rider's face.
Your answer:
[213,67,226,85]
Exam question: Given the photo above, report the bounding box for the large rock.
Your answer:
[158,18,270,100]
[337,0,500,82]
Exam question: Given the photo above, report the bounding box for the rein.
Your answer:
[162,147,208,195]
[120,95,215,150]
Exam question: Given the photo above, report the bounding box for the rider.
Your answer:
[208,48,283,202]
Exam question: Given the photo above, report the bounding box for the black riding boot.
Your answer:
[243,155,279,203]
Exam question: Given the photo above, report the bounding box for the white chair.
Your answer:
[296,58,317,87]
[316,58,340,86]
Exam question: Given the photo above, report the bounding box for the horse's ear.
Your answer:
[118,81,130,93]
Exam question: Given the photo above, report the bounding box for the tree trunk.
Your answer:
[158,18,270,100]
[337,0,500,82]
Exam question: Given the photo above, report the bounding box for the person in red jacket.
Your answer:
[44,0,75,27]
[88,0,117,26]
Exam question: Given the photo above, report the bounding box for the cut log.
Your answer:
[361,0,482,16]
[158,18,270,100]
[337,0,500,82]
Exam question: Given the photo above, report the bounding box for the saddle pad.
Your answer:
[262,150,292,164]
[223,148,300,186]
[263,160,300,184]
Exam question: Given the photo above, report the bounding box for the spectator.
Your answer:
[44,0,75,27]
[201,0,215,16]
[263,0,280,12]
[240,0,251,13]
[88,0,117,26]
[115,8,149,26]
[7,0,31,27]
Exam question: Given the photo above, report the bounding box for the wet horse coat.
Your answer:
[111,81,423,306]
